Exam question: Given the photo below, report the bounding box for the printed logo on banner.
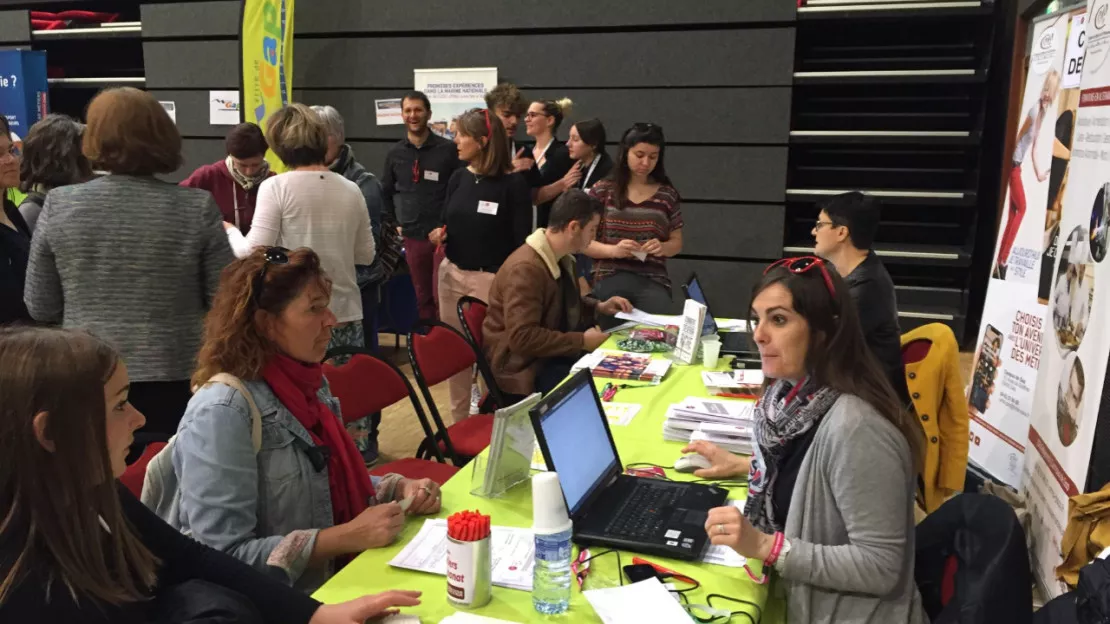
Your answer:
[1088,1,1110,72]
[1033,25,1060,74]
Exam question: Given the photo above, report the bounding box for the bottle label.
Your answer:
[535,533,571,563]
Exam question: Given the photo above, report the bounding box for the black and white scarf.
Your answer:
[744,377,840,534]
[225,155,271,191]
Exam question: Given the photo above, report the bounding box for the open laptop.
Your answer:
[682,272,759,361]
[530,369,727,560]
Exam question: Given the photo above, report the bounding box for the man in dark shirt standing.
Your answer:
[812,191,909,402]
[381,91,462,321]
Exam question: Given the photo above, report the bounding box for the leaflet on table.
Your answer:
[615,308,683,328]
[702,370,764,394]
[439,614,524,624]
[531,403,641,470]
[571,350,672,384]
[672,397,755,423]
[388,519,534,591]
[701,499,748,568]
[584,577,692,624]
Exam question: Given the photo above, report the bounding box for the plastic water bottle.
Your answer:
[533,527,573,614]
[532,472,573,614]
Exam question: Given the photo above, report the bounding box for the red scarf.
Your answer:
[262,354,375,525]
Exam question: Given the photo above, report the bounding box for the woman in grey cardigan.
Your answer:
[23,87,233,448]
[684,256,927,624]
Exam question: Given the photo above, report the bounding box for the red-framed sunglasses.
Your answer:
[765,256,837,298]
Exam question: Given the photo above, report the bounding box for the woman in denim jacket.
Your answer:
[163,247,442,593]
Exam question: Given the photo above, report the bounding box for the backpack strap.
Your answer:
[206,373,263,453]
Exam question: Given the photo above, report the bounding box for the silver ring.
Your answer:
[717,524,726,535]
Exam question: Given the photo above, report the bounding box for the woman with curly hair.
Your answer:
[158,247,442,593]
[18,114,92,233]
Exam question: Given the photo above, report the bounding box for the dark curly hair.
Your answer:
[192,248,332,388]
[19,114,92,192]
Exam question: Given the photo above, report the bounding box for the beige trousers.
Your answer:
[437,257,495,423]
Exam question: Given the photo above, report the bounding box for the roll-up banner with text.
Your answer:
[241,0,294,171]
[969,8,1086,489]
[414,68,499,140]
[1024,0,1110,598]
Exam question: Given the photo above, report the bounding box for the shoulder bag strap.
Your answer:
[207,373,263,453]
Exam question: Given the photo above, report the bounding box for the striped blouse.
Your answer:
[588,179,683,289]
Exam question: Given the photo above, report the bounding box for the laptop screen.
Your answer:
[536,376,619,515]
[685,275,720,336]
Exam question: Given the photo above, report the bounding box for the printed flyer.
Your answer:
[1024,0,1110,598]
[414,68,498,139]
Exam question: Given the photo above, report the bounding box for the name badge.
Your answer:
[424,170,439,182]
[477,201,499,215]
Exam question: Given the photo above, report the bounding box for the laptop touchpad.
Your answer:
[682,510,707,526]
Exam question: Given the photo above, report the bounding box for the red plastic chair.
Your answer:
[120,441,167,498]
[457,295,488,349]
[323,347,460,485]
[407,321,506,465]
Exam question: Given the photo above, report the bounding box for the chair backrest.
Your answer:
[457,296,489,349]
[121,441,167,498]
[324,346,450,463]
[408,322,478,387]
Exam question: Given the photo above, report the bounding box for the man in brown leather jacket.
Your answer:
[482,190,632,398]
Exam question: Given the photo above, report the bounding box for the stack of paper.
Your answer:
[701,370,764,396]
[662,397,756,454]
[389,519,534,591]
[615,308,683,328]
[571,350,672,385]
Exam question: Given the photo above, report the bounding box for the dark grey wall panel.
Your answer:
[144,41,238,89]
[295,29,795,89]
[666,146,787,202]
[683,204,784,260]
[297,0,793,34]
[668,258,766,318]
[296,88,792,145]
[149,90,240,138]
[142,1,240,38]
[0,10,29,43]
[170,138,225,183]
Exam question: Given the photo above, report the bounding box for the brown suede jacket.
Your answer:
[482,232,596,395]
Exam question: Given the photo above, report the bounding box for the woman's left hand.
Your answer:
[705,505,775,560]
[396,478,442,515]
[641,238,664,256]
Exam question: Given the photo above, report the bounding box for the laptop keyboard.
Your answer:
[604,484,682,539]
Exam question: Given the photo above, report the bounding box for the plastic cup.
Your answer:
[702,339,722,369]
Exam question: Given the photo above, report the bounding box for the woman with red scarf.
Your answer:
[157,247,442,593]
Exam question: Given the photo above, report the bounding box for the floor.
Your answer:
[371,334,978,466]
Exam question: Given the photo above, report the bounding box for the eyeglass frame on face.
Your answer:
[524,111,550,120]
[252,247,290,306]
[764,255,837,298]
[813,219,840,231]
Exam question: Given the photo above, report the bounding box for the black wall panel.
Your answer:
[295,88,792,145]
[144,40,238,88]
[0,10,29,43]
[668,258,767,318]
[295,29,795,89]
[149,90,237,138]
[173,138,225,183]
[665,146,787,203]
[682,204,784,260]
[297,0,793,34]
[141,1,240,38]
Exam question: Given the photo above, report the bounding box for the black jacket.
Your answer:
[0,198,31,325]
[844,252,909,401]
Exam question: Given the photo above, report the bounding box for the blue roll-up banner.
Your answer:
[0,50,49,145]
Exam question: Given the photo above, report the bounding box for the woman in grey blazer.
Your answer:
[684,256,927,624]
[23,87,234,447]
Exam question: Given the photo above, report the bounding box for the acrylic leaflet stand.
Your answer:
[470,392,543,498]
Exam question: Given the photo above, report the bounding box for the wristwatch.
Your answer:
[773,537,792,572]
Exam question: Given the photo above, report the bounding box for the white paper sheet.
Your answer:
[715,318,749,331]
[209,90,240,125]
[615,308,683,328]
[701,499,748,568]
[439,613,523,624]
[389,519,535,591]
[584,577,691,624]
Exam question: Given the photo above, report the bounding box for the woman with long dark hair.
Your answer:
[429,108,532,422]
[0,326,422,623]
[585,123,682,315]
[566,118,613,192]
[683,257,926,624]
[18,114,91,233]
[0,114,30,325]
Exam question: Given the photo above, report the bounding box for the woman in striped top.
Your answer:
[586,123,682,318]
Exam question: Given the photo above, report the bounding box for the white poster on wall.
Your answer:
[375,98,403,125]
[1024,0,1110,599]
[209,90,241,126]
[414,67,498,140]
[968,9,1084,488]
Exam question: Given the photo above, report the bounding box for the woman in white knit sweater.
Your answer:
[226,104,374,350]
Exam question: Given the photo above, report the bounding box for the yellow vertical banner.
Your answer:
[240,0,294,171]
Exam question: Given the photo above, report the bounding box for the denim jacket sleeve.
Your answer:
[173,385,318,584]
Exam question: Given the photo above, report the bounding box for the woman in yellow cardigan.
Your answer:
[901,323,969,512]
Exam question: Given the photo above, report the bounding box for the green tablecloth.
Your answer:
[313,344,786,623]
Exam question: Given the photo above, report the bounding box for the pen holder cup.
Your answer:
[446,534,492,609]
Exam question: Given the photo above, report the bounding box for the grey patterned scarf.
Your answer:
[225,155,271,191]
[744,377,840,533]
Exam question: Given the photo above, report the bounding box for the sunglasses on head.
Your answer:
[253,246,290,305]
[765,255,837,298]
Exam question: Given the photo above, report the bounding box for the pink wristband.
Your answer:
[763,531,785,568]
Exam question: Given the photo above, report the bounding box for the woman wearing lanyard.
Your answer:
[586,123,682,318]
[429,109,532,423]
[524,98,576,228]
[566,118,613,191]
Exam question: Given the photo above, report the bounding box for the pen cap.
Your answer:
[531,472,573,535]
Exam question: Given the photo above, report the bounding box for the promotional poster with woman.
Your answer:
[1025,0,1110,597]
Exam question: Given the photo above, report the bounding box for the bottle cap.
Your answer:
[532,472,573,534]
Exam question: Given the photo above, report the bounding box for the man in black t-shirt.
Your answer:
[812,192,909,402]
